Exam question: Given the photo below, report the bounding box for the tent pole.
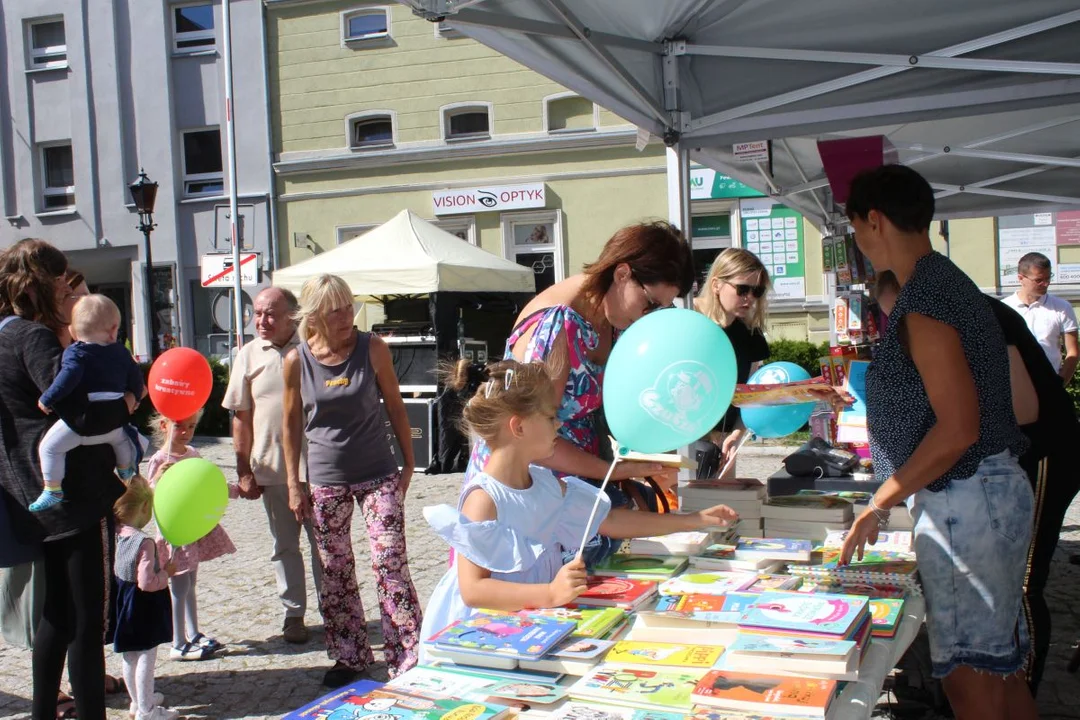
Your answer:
[666,146,694,305]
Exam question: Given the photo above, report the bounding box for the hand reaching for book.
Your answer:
[548,558,588,606]
[695,503,739,528]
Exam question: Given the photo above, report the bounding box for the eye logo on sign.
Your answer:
[477,191,498,208]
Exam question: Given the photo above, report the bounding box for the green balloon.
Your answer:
[153,458,228,546]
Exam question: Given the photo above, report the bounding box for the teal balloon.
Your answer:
[603,308,737,453]
[153,458,229,546]
[742,361,816,438]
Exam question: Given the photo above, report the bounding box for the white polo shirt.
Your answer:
[1002,292,1079,372]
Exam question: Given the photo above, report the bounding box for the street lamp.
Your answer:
[129,169,159,359]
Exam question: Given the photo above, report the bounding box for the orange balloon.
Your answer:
[148,348,212,421]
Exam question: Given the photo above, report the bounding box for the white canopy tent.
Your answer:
[399,0,1080,229]
[272,209,536,298]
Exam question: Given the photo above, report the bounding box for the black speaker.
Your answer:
[379,398,435,472]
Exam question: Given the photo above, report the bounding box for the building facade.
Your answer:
[0,0,275,359]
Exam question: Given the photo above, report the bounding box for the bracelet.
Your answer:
[867,497,891,529]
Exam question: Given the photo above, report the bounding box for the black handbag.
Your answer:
[783,438,859,478]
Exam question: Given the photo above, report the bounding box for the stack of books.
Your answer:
[679,480,765,537]
[625,532,713,556]
[688,544,784,573]
[658,571,759,597]
[788,548,922,595]
[576,577,659,611]
[425,609,578,669]
[761,495,853,542]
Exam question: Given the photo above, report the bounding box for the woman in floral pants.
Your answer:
[282,274,421,687]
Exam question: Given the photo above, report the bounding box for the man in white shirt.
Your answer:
[222,287,321,644]
[1002,252,1079,383]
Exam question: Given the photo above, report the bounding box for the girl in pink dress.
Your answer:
[146,411,239,661]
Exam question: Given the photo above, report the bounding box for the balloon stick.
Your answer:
[716,432,753,480]
[575,456,620,562]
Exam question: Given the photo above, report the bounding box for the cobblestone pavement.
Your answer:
[2,439,1079,719]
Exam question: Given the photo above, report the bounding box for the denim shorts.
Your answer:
[908,450,1033,678]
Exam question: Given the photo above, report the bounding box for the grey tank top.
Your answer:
[298,332,397,486]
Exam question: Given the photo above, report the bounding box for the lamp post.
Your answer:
[129,169,159,359]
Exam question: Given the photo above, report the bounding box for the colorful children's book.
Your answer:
[691,670,837,717]
[821,529,913,553]
[659,571,758,597]
[690,545,781,573]
[742,574,802,593]
[651,592,758,622]
[427,609,577,661]
[724,634,858,679]
[814,548,916,569]
[569,665,708,712]
[627,610,740,645]
[733,538,812,563]
[592,554,689,580]
[518,636,616,675]
[285,686,513,720]
[869,598,905,638]
[576,577,659,610]
[527,607,626,639]
[551,701,686,720]
[796,579,907,599]
[605,641,724,671]
[388,665,567,705]
[738,592,869,638]
[284,680,384,719]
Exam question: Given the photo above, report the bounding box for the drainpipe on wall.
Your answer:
[260,0,280,270]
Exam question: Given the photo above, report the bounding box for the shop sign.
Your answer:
[740,200,805,301]
[733,140,770,163]
[690,167,765,200]
[433,183,545,216]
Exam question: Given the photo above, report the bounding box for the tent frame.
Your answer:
[407,0,1080,229]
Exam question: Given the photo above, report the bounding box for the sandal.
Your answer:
[56,694,77,720]
[104,674,127,695]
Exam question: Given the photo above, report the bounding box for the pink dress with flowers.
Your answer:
[147,446,237,574]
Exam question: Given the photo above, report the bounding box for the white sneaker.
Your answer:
[136,706,178,720]
[130,693,165,718]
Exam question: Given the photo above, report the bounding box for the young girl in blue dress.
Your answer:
[420,360,738,649]
[112,475,178,720]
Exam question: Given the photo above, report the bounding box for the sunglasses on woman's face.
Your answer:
[730,283,766,299]
[631,271,674,313]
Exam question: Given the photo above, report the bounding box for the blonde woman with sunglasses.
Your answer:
[694,248,772,477]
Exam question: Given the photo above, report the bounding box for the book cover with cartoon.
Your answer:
[659,572,758,597]
[288,687,510,720]
[525,607,626,638]
[691,670,835,716]
[592,554,689,579]
[606,641,724,669]
[738,592,868,636]
[743,574,802,593]
[569,666,707,711]
[734,538,811,560]
[728,634,856,659]
[428,610,576,660]
[577,577,658,607]
[869,598,905,636]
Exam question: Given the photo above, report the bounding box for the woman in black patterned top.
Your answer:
[838,166,1037,719]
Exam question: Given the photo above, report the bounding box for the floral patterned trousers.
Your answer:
[310,474,421,677]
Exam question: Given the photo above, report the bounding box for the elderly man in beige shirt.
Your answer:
[223,287,321,643]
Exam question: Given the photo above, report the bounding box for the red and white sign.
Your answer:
[733,140,770,163]
[433,183,545,216]
[201,252,259,288]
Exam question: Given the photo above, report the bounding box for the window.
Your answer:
[41,143,75,210]
[173,3,215,52]
[28,19,66,69]
[545,94,595,133]
[433,216,477,245]
[342,7,390,44]
[336,224,376,245]
[181,128,224,196]
[443,104,491,142]
[347,113,394,149]
[502,211,564,294]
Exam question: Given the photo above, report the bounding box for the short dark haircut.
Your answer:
[1017,252,1051,276]
[845,164,935,233]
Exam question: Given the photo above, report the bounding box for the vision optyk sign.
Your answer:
[433,183,546,216]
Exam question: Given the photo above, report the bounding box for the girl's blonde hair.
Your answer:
[442,359,557,444]
[150,409,204,450]
[696,248,771,333]
[293,274,354,341]
[114,475,154,529]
